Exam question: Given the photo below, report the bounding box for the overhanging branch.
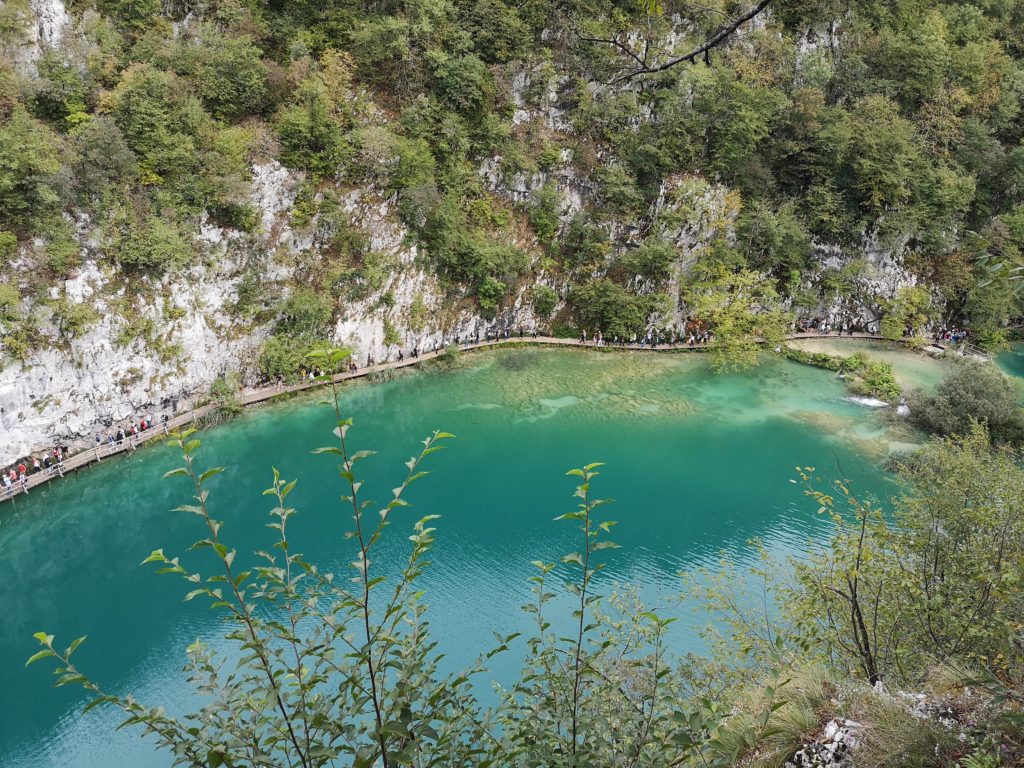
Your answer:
[581,0,773,85]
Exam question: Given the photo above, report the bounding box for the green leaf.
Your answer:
[198,467,224,484]
[26,649,55,666]
[82,695,115,714]
[141,549,167,565]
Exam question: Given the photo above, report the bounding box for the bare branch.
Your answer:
[577,34,650,69]
[583,0,773,85]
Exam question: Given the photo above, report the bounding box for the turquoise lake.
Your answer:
[0,347,914,767]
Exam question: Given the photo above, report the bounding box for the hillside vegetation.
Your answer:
[2,0,1024,375]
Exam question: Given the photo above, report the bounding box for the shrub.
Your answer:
[208,371,243,416]
[848,358,901,401]
[50,296,98,339]
[408,293,427,332]
[208,203,260,233]
[275,80,347,176]
[532,284,558,318]
[0,230,15,258]
[572,278,653,338]
[529,182,561,244]
[193,35,268,121]
[477,275,506,312]
[108,213,195,272]
[276,287,334,338]
[910,360,1024,445]
[382,317,401,347]
[0,281,20,320]
[257,335,324,381]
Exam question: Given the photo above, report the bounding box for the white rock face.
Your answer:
[4,0,71,74]
[0,160,543,465]
[31,0,68,49]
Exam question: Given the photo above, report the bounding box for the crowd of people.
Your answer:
[3,445,69,497]
[95,414,170,447]
[3,414,170,499]
[936,326,971,345]
[796,317,873,335]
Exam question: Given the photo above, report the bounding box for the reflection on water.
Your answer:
[0,348,905,768]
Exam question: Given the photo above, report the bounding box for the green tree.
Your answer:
[65,116,138,204]
[790,425,1024,684]
[104,64,204,183]
[909,360,1024,445]
[0,106,61,232]
[880,285,933,341]
[477,275,506,312]
[615,240,677,286]
[685,268,792,371]
[572,278,656,339]
[529,182,561,244]
[532,284,558,318]
[844,95,925,222]
[275,79,348,176]
[737,202,813,277]
[193,35,268,121]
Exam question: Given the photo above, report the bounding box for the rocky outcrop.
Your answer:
[785,719,861,768]
[0,158,543,465]
[4,0,71,75]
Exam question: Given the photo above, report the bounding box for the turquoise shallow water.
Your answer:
[0,349,903,767]
[997,343,1024,380]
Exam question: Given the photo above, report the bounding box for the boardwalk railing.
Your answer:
[0,331,943,504]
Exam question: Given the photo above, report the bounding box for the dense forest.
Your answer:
[3,0,1024,378]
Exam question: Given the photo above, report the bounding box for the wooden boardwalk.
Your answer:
[0,332,943,504]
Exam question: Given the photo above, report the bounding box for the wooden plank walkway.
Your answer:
[0,332,946,504]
